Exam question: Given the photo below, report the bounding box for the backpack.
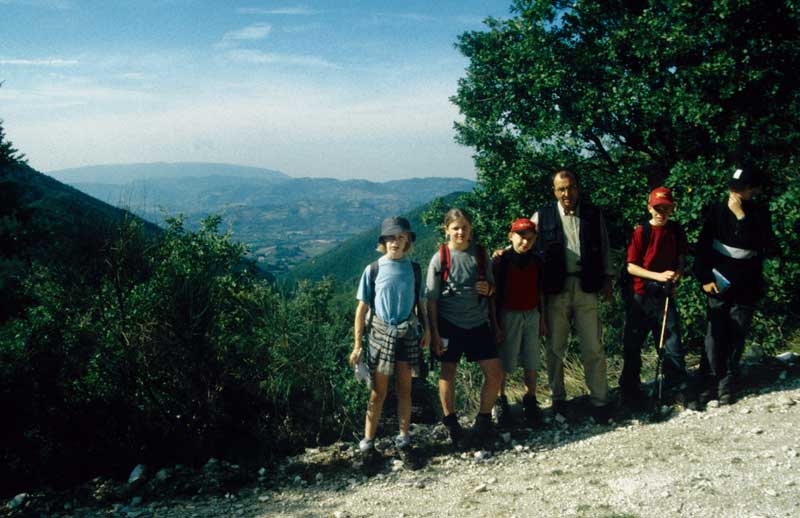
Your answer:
[438,242,488,294]
[365,259,422,330]
[618,220,684,301]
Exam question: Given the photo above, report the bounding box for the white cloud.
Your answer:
[282,22,322,33]
[226,49,339,69]
[375,12,436,23]
[118,72,149,81]
[237,6,319,15]
[0,81,153,109]
[0,58,79,66]
[222,23,272,42]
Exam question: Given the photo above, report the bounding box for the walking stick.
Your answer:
[654,287,671,404]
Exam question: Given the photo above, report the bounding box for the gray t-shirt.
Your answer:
[426,242,494,329]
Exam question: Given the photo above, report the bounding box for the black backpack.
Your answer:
[618,221,685,301]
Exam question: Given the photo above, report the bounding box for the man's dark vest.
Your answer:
[536,201,605,294]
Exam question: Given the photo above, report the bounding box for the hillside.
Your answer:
[46,162,476,274]
[283,192,466,289]
[1,163,162,322]
[48,162,290,184]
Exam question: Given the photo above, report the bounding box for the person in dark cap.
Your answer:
[350,216,429,468]
[694,166,775,406]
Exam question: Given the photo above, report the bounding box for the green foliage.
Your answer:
[452,0,800,353]
[0,116,26,168]
[0,210,363,493]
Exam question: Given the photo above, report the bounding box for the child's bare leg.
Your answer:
[364,372,389,440]
[438,362,457,416]
[395,361,413,436]
[478,358,503,414]
[524,370,538,398]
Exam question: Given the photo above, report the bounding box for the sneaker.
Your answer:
[394,434,411,449]
[492,395,512,428]
[442,414,464,448]
[522,394,542,427]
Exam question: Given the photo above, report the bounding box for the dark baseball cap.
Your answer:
[729,166,763,191]
[379,216,416,243]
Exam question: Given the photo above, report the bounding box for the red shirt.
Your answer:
[502,259,540,311]
[626,223,687,295]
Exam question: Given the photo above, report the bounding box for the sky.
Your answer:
[0,0,513,180]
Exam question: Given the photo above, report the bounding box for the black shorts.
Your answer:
[435,317,498,363]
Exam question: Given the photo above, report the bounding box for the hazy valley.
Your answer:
[48,162,475,273]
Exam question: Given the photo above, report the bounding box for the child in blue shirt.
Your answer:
[350,216,429,466]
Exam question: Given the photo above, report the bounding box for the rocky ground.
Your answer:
[6,354,800,518]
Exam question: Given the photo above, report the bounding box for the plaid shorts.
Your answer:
[367,316,421,377]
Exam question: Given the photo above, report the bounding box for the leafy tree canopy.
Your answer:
[0,121,25,169]
[452,0,800,243]
[450,0,800,350]
[1,83,26,168]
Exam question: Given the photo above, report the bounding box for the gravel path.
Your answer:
[250,381,800,518]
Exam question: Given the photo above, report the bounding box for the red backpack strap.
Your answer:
[439,243,451,285]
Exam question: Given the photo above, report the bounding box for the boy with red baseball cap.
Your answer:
[619,187,691,408]
[491,217,547,426]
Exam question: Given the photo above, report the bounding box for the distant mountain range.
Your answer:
[48,162,289,184]
[48,162,475,273]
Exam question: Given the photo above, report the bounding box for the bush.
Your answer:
[0,214,364,495]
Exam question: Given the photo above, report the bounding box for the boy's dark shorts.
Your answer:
[435,317,498,363]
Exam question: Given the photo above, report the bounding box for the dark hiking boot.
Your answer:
[551,399,568,421]
[396,443,423,470]
[522,394,543,427]
[492,395,512,428]
[589,404,613,425]
[670,381,699,409]
[718,377,736,406]
[358,439,382,475]
[698,379,717,406]
[620,387,648,411]
[442,414,465,449]
[470,412,496,448]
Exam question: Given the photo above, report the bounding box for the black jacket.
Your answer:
[694,198,774,304]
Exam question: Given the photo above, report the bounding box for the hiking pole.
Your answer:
[654,283,672,404]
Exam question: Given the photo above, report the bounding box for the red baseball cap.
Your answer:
[510,218,537,233]
[648,187,675,208]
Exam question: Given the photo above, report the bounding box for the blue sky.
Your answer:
[0,0,512,180]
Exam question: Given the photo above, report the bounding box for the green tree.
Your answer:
[0,83,26,167]
[452,0,800,349]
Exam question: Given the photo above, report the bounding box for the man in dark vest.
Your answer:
[533,169,613,422]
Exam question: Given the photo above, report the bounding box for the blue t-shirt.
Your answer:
[356,256,422,325]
